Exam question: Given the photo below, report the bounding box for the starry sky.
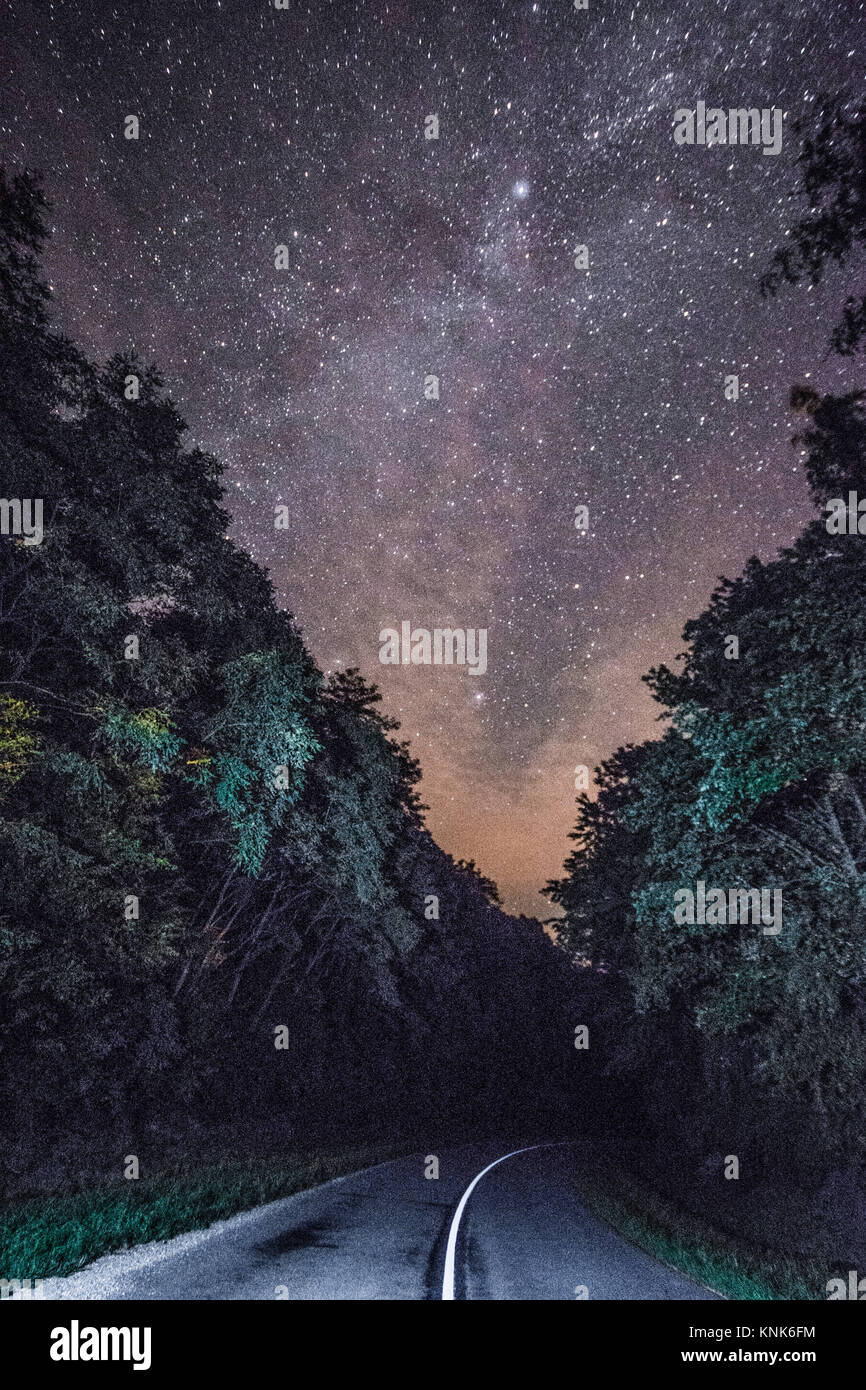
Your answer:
[3,0,865,916]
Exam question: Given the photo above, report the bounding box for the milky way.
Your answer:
[3,0,864,914]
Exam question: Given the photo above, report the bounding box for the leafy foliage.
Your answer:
[761,95,866,355]
[0,170,580,1194]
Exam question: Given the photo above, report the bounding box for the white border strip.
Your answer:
[441,1144,551,1300]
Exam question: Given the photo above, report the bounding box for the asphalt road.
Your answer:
[40,1143,720,1301]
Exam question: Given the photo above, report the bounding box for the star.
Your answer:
[6,0,861,915]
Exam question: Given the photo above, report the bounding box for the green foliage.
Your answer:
[551,384,866,1163]
[760,94,866,356]
[0,168,571,1199]
[101,707,183,773]
[578,1154,828,1301]
[0,694,40,794]
[0,1144,407,1280]
[196,650,321,873]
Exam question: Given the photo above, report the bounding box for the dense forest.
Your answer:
[548,97,866,1225]
[2,96,866,1271]
[0,168,582,1197]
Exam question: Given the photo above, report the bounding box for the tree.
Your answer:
[761,95,866,355]
[0,170,584,1190]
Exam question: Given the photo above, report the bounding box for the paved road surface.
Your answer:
[40,1143,720,1301]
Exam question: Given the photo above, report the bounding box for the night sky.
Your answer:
[3,0,864,916]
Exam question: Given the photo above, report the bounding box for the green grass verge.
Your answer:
[0,1143,408,1282]
[577,1157,830,1300]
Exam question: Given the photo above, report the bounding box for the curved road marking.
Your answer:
[441,1143,555,1300]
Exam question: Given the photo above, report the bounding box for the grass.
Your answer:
[0,1142,409,1282]
[576,1151,832,1300]
[4,1136,843,1297]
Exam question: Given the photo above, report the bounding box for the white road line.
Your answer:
[441,1143,553,1300]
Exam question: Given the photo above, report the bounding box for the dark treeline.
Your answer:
[0,170,581,1196]
[548,98,866,1224]
[4,97,865,1253]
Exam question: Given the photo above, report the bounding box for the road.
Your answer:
[40,1142,720,1301]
